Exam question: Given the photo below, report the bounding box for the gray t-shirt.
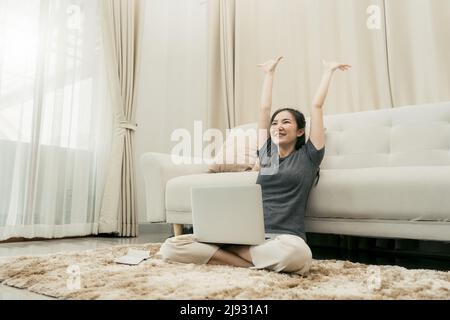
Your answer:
[256,138,325,241]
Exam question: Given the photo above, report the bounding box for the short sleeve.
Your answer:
[305,139,325,167]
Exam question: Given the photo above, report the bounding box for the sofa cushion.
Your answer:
[166,172,259,213]
[166,167,450,222]
[321,102,450,170]
[307,166,450,221]
[208,124,258,173]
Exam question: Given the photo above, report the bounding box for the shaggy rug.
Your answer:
[0,243,449,300]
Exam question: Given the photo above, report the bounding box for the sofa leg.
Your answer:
[173,224,183,236]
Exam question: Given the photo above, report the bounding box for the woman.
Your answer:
[159,56,351,274]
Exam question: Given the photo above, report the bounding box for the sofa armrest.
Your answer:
[140,152,210,223]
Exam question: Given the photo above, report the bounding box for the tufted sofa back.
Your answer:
[234,102,450,170]
[316,102,450,170]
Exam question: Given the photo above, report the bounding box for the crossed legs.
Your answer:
[159,234,312,274]
[207,246,253,268]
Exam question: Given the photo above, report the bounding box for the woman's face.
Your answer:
[270,111,304,146]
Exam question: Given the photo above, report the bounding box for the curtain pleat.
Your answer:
[99,0,143,237]
[208,0,236,132]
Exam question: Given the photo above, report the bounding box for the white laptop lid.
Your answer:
[191,185,265,245]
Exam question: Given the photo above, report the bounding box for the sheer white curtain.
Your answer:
[0,0,112,240]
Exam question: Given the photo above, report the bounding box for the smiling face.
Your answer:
[270,110,305,148]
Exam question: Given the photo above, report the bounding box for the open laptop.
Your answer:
[191,185,266,245]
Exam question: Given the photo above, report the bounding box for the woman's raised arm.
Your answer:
[310,60,351,150]
[257,56,283,149]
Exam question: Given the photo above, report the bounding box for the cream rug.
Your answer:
[0,243,449,300]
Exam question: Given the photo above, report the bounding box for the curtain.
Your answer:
[208,0,236,131]
[233,0,392,124]
[384,0,450,107]
[208,0,450,126]
[99,0,143,237]
[0,0,112,240]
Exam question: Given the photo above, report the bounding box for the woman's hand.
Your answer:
[322,60,351,72]
[312,59,351,109]
[258,56,284,73]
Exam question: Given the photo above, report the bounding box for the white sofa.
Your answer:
[141,102,450,241]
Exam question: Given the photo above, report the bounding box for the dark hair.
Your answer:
[270,108,306,150]
[268,108,321,187]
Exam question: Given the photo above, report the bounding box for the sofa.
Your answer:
[141,102,450,241]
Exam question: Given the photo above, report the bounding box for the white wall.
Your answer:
[134,0,208,223]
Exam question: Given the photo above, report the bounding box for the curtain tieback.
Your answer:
[119,121,138,132]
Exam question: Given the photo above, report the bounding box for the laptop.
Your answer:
[191,185,266,245]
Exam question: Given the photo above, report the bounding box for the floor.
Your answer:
[0,231,171,300]
[1,228,449,299]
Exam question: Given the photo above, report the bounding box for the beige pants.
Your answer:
[158,234,312,274]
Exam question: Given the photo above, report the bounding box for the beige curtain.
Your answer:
[233,0,392,124]
[208,0,450,127]
[208,0,237,131]
[384,0,450,107]
[99,0,143,237]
